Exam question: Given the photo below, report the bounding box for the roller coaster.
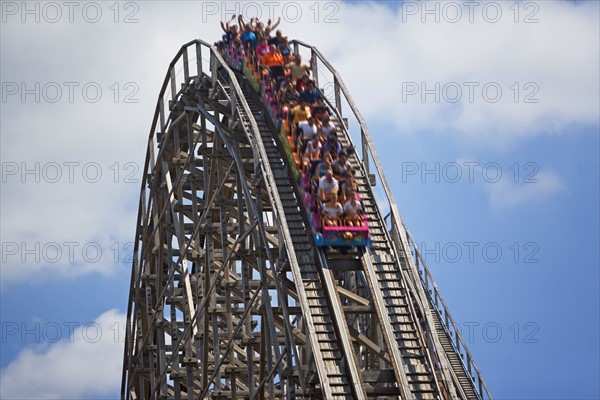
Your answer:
[121,34,492,399]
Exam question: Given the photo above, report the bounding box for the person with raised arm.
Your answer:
[239,17,258,49]
[252,19,266,37]
[222,16,241,43]
[266,17,282,31]
[237,15,251,31]
[220,15,234,30]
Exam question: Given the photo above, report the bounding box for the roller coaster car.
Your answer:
[302,178,371,248]
[315,221,371,247]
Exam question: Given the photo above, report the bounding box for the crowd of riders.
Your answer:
[217,15,364,228]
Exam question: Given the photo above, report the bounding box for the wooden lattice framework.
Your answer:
[121,39,492,400]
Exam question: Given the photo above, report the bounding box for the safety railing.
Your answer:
[405,228,493,399]
[291,39,493,400]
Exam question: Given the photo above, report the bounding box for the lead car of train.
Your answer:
[299,169,372,248]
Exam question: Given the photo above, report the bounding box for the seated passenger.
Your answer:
[262,45,285,78]
[323,132,342,156]
[261,45,282,66]
[251,18,267,37]
[291,101,311,125]
[313,150,332,176]
[254,29,265,44]
[320,116,336,138]
[340,170,358,203]
[240,19,258,48]
[303,134,322,170]
[255,38,270,56]
[229,39,244,69]
[318,169,339,202]
[278,36,293,63]
[343,192,364,227]
[295,75,310,93]
[322,195,344,227]
[332,151,353,179]
[311,97,329,125]
[268,29,284,47]
[299,80,321,105]
[286,54,311,84]
[238,15,261,39]
[281,79,299,104]
[296,117,318,153]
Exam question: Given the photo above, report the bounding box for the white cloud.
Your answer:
[1,1,597,285]
[0,309,126,399]
[314,1,599,143]
[485,170,565,208]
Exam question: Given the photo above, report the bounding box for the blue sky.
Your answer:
[1,1,599,399]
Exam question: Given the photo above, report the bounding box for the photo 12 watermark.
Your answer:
[2,161,141,184]
[2,82,140,104]
[399,1,540,24]
[1,320,127,344]
[1,241,135,265]
[418,241,540,264]
[400,161,540,184]
[457,321,540,344]
[200,1,339,24]
[401,82,540,104]
[1,1,140,24]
